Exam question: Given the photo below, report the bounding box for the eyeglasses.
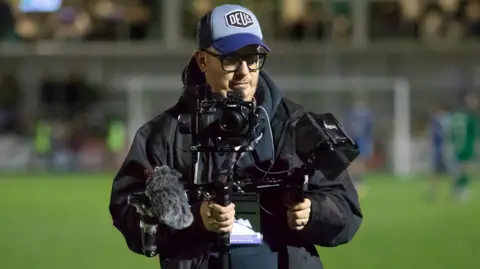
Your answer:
[202,50,267,72]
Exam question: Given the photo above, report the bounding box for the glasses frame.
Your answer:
[201,49,267,72]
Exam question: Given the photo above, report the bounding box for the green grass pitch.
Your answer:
[0,174,478,269]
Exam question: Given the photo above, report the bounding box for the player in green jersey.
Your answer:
[450,92,478,202]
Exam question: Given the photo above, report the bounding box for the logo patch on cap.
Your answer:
[224,10,254,28]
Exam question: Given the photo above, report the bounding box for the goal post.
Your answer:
[120,76,411,176]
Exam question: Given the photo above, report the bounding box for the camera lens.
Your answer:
[219,110,244,133]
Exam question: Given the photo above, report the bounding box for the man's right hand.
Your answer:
[200,200,235,233]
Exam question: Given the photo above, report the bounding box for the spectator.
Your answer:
[465,0,480,37]
[0,73,22,134]
[124,0,152,40]
[38,72,104,171]
[0,0,17,40]
[439,0,464,41]
[419,4,446,42]
[85,0,151,40]
[184,0,213,39]
[369,1,402,39]
[288,16,308,41]
[40,72,101,120]
[85,0,125,40]
[14,12,40,41]
[330,2,351,41]
[280,0,306,40]
[440,0,461,15]
[288,1,326,41]
[48,4,92,40]
[399,0,422,37]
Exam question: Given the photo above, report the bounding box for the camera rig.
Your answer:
[127,86,360,269]
[178,87,359,269]
[185,112,361,204]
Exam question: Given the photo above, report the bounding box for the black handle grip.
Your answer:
[284,184,305,206]
[211,152,238,269]
[214,185,231,206]
[140,217,158,257]
[214,182,232,255]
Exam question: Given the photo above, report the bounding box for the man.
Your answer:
[450,92,478,202]
[425,103,450,201]
[344,97,373,198]
[109,4,362,269]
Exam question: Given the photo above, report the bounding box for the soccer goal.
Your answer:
[116,75,411,177]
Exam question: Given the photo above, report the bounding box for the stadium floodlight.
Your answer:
[118,75,411,177]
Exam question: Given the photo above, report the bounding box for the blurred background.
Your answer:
[0,0,479,269]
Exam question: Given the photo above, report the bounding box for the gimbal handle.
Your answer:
[211,151,241,269]
[128,193,159,257]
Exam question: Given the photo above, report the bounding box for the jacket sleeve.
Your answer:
[300,170,363,247]
[109,122,213,256]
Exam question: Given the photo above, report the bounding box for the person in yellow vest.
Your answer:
[106,119,126,169]
[34,120,52,170]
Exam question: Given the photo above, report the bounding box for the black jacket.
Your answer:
[109,65,363,269]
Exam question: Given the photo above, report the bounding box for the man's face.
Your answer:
[195,45,265,101]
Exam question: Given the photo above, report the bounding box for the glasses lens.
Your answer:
[222,54,266,72]
[221,54,266,72]
[246,54,265,71]
[222,55,241,72]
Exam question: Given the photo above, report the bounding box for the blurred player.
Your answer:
[449,92,478,202]
[345,97,374,198]
[425,104,450,201]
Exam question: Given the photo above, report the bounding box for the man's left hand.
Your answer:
[286,198,311,231]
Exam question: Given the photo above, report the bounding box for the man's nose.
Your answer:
[235,61,250,76]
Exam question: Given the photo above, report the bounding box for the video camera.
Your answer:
[178,88,259,153]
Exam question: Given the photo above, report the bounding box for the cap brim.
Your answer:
[211,33,271,55]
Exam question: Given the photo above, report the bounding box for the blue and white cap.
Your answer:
[197,4,271,55]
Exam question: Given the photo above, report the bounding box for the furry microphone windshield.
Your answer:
[145,166,194,230]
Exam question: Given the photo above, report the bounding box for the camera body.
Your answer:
[178,88,259,149]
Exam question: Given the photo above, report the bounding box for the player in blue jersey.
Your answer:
[345,97,374,198]
[425,104,450,201]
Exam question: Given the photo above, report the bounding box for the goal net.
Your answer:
[112,75,411,176]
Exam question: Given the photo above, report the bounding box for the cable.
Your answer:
[257,106,275,163]
[254,106,291,176]
[253,106,289,218]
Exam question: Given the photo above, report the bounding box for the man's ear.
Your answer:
[194,50,206,73]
